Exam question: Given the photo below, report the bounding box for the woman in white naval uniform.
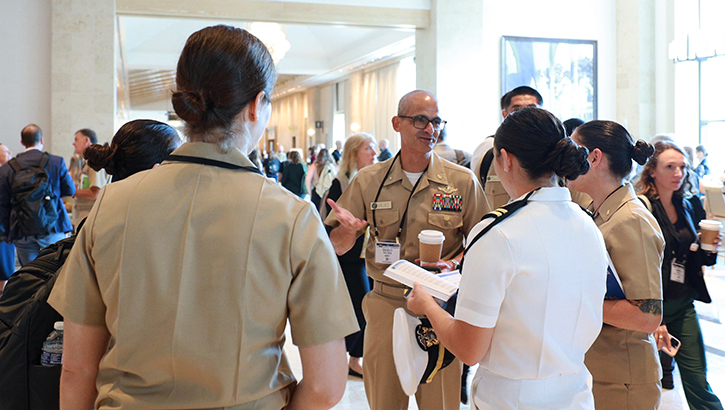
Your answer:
[407,107,608,410]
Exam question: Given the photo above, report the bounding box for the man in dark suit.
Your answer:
[0,124,75,265]
[377,138,393,162]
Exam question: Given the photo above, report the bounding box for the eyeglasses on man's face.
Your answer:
[398,115,447,131]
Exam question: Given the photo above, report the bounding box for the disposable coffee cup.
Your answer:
[699,220,722,252]
[418,230,445,264]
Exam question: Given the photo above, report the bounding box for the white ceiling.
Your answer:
[119,15,416,109]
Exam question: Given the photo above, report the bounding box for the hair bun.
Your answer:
[84,143,116,175]
[171,90,207,124]
[631,140,654,165]
[547,137,590,180]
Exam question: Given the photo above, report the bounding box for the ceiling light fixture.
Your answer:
[249,22,291,64]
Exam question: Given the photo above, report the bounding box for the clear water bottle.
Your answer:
[40,321,64,366]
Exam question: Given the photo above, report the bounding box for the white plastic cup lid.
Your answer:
[418,230,445,244]
[699,220,722,230]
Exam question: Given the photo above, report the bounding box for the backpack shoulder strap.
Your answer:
[8,158,21,173]
[38,152,51,168]
[479,148,494,188]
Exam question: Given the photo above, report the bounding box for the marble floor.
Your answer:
[284,258,725,410]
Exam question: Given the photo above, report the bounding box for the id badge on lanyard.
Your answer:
[670,259,686,284]
[371,152,428,265]
[375,240,401,264]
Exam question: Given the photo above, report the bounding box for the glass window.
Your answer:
[700,57,725,122]
[674,0,725,174]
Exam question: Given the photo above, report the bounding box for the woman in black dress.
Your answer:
[325,132,377,377]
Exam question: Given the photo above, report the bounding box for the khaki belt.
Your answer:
[373,280,408,298]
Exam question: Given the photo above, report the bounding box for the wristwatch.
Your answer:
[450,259,460,270]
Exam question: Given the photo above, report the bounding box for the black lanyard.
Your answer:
[166,154,264,175]
[371,152,429,242]
[592,185,626,218]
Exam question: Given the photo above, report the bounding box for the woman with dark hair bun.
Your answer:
[408,108,608,409]
[636,141,722,409]
[49,25,357,410]
[568,120,665,410]
[84,119,181,182]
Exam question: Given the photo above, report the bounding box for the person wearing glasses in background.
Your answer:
[325,90,489,410]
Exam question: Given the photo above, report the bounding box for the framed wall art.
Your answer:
[502,36,597,121]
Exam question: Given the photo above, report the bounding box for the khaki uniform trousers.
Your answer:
[592,380,661,410]
[363,281,462,410]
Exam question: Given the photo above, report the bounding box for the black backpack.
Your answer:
[9,153,59,238]
[0,233,76,410]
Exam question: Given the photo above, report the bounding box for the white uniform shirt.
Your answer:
[470,136,494,176]
[456,187,607,380]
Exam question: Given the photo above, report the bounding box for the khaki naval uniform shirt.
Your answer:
[49,142,358,410]
[584,184,665,384]
[325,151,489,283]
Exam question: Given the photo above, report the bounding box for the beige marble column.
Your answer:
[51,0,115,159]
[415,0,483,145]
[617,0,675,140]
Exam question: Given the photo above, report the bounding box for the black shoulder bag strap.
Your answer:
[459,189,536,273]
[479,148,494,189]
[166,154,263,175]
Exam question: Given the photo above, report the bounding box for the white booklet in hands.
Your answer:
[383,260,460,302]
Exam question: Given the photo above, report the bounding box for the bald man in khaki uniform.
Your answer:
[584,184,664,409]
[326,90,489,410]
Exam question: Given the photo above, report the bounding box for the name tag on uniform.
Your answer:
[486,175,500,183]
[371,201,392,210]
[671,261,686,283]
[375,241,400,264]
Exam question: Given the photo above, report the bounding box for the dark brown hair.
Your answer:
[172,25,277,140]
[574,120,653,180]
[288,150,302,165]
[494,107,589,181]
[85,120,181,182]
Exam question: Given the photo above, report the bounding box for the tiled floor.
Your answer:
[285,258,725,409]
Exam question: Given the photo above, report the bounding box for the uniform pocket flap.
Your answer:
[428,213,463,230]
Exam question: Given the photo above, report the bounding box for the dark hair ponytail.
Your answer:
[546,137,591,180]
[574,120,653,179]
[172,25,277,139]
[494,107,590,181]
[85,120,182,182]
